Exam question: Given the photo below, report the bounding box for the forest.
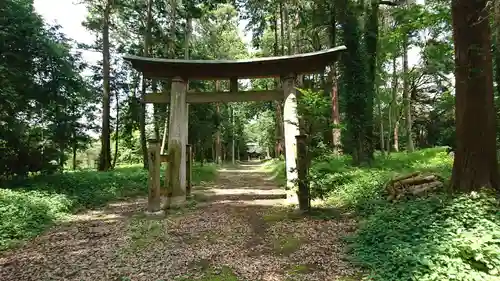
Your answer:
[0,0,499,280]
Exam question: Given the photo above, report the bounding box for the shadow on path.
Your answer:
[0,161,357,281]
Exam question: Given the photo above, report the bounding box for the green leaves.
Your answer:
[350,191,500,281]
[0,164,217,251]
[1,0,97,178]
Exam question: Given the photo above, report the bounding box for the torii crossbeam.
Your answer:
[123,45,347,210]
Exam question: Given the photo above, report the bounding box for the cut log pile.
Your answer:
[385,172,443,202]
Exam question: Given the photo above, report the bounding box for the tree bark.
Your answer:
[402,35,414,152]
[139,0,154,169]
[391,53,399,152]
[364,0,378,159]
[494,0,500,143]
[377,87,385,154]
[98,0,112,171]
[215,81,222,164]
[451,0,499,192]
[72,130,77,170]
[329,1,341,153]
[160,0,178,155]
[274,3,286,157]
[153,81,161,141]
[280,2,285,56]
[112,89,119,168]
[495,0,500,100]
[284,0,292,55]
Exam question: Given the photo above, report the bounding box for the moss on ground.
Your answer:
[177,266,239,281]
[123,216,166,252]
[272,235,303,256]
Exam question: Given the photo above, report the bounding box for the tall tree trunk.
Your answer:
[112,90,119,168]
[329,1,341,153]
[231,105,235,164]
[451,0,499,192]
[185,17,192,60]
[391,53,399,152]
[152,81,161,141]
[274,8,284,157]
[280,2,285,56]
[185,9,191,148]
[402,35,414,152]
[377,88,385,154]
[494,0,500,143]
[393,120,400,152]
[139,0,154,169]
[215,81,222,164]
[139,85,148,169]
[161,0,177,154]
[386,111,391,154]
[98,0,112,171]
[284,0,292,55]
[495,0,500,99]
[364,0,378,160]
[72,130,77,170]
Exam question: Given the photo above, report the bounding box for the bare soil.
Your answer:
[0,162,357,281]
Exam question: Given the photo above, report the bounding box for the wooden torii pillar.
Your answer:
[283,74,300,197]
[123,46,347,209]
[166,76,188,208]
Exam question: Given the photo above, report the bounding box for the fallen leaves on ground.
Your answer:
[0,162,358,281]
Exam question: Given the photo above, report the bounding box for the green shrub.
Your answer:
[318,148,452,207]
[269,147,499,281]
[262,159,286,187]
[0,189,72,250]
[348,192,500,281]
[304,147,498,281]
[0,163,217,250]
[269,147,452,203]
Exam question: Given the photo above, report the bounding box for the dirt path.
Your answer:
[0,162,357,281]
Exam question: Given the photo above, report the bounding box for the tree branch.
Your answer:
[379,1,399,6]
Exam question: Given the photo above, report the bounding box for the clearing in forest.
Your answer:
[0,162,357,281]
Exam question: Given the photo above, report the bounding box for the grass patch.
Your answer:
[307,207,343,220]
[0,163,217,251]
[272,234,303,256]
[262,206,300,223]
[191,192,211,202]
[288,264,315,275]
[262,206,342,224]
[348,191,500,281]
[177,266,239,281]
[125,216,166,251]
[261,159,286,187]
[337,276,363,281]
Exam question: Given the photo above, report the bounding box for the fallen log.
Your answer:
[399,175,437,186]
[385,172,443,202]
[388,172,421,185]
[410,181,443,196]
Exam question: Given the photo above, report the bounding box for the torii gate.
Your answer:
[123,45,346,211]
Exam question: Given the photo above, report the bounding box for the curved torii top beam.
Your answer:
[123,45,347,80]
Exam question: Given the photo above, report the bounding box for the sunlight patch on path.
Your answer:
[0,161,357,281]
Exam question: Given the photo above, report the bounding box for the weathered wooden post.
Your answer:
[186,144,193,196]
[282,74,300,204]
[296,135,310,212]
[165,76,188,208]
[147,139,161,212]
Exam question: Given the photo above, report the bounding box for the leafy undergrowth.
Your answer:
[266,147,451,207]
[349,191,500,281]
[0,163,216,250]
[261,158,286,187]
[267,147,500,281]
